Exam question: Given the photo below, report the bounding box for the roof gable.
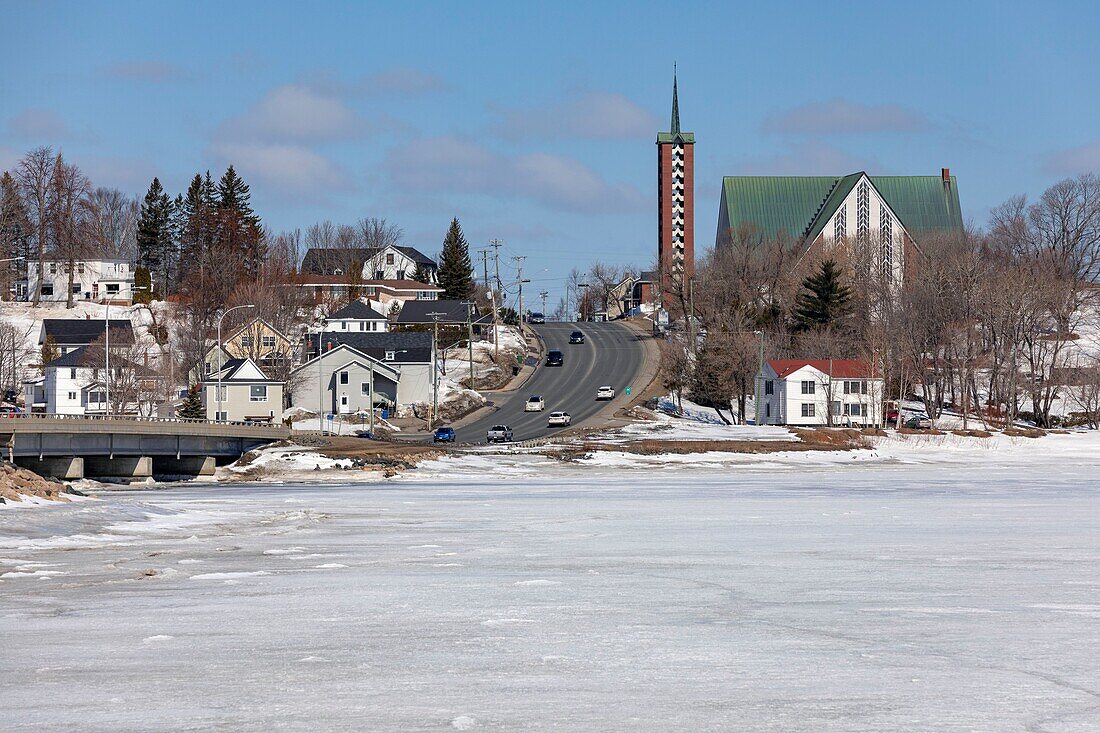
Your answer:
[767,359,876,379]
[329,299,387,320]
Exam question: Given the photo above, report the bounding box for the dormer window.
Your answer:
[384,351,395,361]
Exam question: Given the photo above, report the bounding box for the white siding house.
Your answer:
[757,359,883,427]
[25,258,135,302]
[26,345,162,416]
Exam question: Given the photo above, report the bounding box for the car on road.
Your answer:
[596,385,616,401]
[545,349,563,366]
[433,426,456,442]
[547,411,571,427]
[486,425,514,443]
[529,312,545,324]
[905,415,933,430]
[524,395,545,412]
[569,331,585,344]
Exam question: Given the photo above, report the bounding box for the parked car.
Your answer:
[524,395,545,412]
[905,415,933,430]
[0,406,22,418]
[486,425,514,443]
[886,408,900,424]
[547,411,571,427]
[433,426,456,443]
[545,349,563,366]
[569,331,585,344]
[529,312,545,324]
[596,385,616,401]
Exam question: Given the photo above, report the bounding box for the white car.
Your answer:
[596,386,616,401]
[524,395,545,412]
[547,411,571,427]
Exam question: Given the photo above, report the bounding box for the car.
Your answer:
[905,415,933,430]
[524,395,545,412]
[885,409,900,424]
[596,385,616,401]
[569,331,585,344]
[545,349,563,366]
[486,425,514,443]
[0,406,22,418]
[529,312,545,324]
[433,426,456,443]
[547,411,571,427]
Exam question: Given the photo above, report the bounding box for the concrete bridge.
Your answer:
[0,416,290,481]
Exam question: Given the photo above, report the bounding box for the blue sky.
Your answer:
[4,1,1099,308]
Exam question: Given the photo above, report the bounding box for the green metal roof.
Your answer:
[719,172,963,241]
[657,131,695,143]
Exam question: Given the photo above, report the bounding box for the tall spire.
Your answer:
[670,64,680,135]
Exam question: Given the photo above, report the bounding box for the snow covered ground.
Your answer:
[2,441,1099,731]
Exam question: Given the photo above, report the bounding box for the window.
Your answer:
[78,262,85,274]
[340,395,348,407]
[106,283,119,294]
[375,270,385,280]
[340,321,347,330]
[340,371,349,385]
[333,268,344,276]
[72,284,81,294]
[217,385,227,402]
[384,351,395,361]
[41,284,54,296]
[249,385,267,401]
[216,411,227,422]
[240,335,253,348]
[70,368,77,379]
[261,335,276,348]
[847,403,863,417]
[67,391,77,401]
[764,380,774,395]
[396,270,406,280]
[49,263,57,275]
[386,253,395,265]
[801,403,815,418]
[831,401,842,416]
[205,362,213,375]
[88,390,105,405]
[359,322,365,331]
[800,380,815,395]
[361,382,371,395]
[844,380,867,394]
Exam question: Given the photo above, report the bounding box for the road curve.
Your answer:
[454,321,645,444]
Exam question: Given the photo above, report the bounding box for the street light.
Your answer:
[426,312,446,430]
[216,304,255,422]
[577,282,590,322]
[318,315,328,434]
[104,285,147,417]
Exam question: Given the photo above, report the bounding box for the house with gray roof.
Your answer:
[295,331,433,409]
[199,358,284,422]
[39,318,135,355]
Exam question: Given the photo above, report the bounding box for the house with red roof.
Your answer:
[758,359,883,427]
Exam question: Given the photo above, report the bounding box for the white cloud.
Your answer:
[209,142,353,195]
[384,136,645,214]
[1045,140,1100,176]
[735,141,882,176]
[218,84,368,144]
[492,91,659,140]
[763,99,929,136]
[6,108,69,139]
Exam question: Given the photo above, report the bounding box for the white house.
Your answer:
[200,358,284,422]
[25,258,135,302]
[757,359,883,427]
[291,344,402,417]
[26,345,162,416]
[293,332,433,411]
[316,299,389,333]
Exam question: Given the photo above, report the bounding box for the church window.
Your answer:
[880,204,894,278]
[857,181,870,245]
[834,206,846,241]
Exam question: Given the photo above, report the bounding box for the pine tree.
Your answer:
[792,259,852,332]
[136,178,174,296]
[215,166,265,277]
[437,218,474,300]
[0,172,31,290]
[178,387,206,420]
[216,165,257,224]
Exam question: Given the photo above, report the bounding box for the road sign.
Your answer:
[625,386,632,396]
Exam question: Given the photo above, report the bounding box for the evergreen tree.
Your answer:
[0,172,31,290]
[178,387,206,420]
[412,262,432,284]
[437,218,474,300]
[216,165,257,224]
[215,166,265,277]
[792,259,852,332]
[136,178,174,296]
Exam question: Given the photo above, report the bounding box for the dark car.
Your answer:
[545,349,563,366]
[434,426,456,443]
[569,331,584,344]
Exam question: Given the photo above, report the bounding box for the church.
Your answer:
[715,170,964,286]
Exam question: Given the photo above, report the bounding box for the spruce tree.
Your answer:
[216,165,257,224]
[792,259,852,332]
[178,387,206,420]
[0,172,31,278]
[437,218,474,300]
[136,178,174,296]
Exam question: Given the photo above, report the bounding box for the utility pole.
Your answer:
[489,240,503,360]
[427,312,445,430]
[512,255,527,335]
[465,301,475,391]
[479,248,490,291]
[539,290,548,319]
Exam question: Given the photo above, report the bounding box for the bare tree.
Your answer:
[49,153,92,308]
[83,187,139,260]
[15,147,56,306]
[357,217,403,249]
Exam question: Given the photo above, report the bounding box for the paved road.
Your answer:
[454,321,646,444]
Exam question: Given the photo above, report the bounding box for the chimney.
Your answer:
[941,168,951,189]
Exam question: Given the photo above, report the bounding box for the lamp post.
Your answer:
[104,285,147,417]
[754,330,764,426]
[577,282,590,322]
[215,304,255,422]
[318,316,328,434]
[426,312,445,430]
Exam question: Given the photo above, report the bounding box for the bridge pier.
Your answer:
[84,456,153,483]
[153,455,217,478]
[15,456,84,480]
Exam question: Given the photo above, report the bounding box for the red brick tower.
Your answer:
[656,71,694,310]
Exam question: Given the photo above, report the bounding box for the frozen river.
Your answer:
[2,449,1099,731]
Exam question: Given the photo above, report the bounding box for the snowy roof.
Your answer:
[767,359,877,379]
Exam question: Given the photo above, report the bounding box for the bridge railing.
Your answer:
[1,413,282,428]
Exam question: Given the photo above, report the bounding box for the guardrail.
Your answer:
[0,413,280,428]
